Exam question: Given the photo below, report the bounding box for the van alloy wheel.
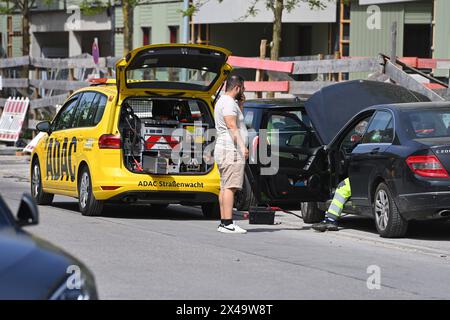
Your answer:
[31,164,41,198]
[78,167,104,216]
[79,172,90,209]
[31,159,54,205]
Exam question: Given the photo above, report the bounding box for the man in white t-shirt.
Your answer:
[214,75,249,234]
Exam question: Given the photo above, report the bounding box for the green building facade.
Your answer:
[349,0,450,68]
[0,13,24,57]
[114,1,183,58]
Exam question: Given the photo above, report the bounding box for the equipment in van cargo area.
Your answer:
[142,155,169,174]
[119,98,214,175]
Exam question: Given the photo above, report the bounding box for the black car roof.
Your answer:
[244,98,305,109]
[361,102,450,114]
[383,101,450,111]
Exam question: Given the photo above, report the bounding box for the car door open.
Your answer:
[254,111,330,205]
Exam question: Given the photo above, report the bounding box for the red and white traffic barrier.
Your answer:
[0,97,30,143]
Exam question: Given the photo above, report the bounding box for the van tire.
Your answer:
[301,202,325,223]
[202,202,221,219]
[78,166,104,217]
[374,183,408,238]
[234,174,257,211]
[31,159,54,205]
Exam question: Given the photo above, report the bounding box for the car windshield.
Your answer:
[126,67,218,90]
[401,108,450,139]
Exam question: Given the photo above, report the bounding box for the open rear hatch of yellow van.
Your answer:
[115,44,232,176]
[116,44,232,97]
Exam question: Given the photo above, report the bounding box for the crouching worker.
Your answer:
[312,178,351,232]
[312,119,368,232]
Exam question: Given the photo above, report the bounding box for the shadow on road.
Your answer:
[50,201,245,222]
[248,226,307,233]
[340,215,450,241]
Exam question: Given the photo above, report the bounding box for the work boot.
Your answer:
[312,217,339,232]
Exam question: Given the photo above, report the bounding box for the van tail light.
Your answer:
[406,155,449,178]
[99,134,121,149]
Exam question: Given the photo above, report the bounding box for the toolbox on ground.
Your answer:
[248,206,275,225]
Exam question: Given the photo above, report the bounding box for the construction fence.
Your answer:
[0,53,449,132]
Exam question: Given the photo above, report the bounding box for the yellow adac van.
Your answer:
[31,44,232,217]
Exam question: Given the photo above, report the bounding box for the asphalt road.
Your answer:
[2,156,450,300]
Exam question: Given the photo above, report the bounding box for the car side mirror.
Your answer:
[36,121,51,134]
[16,194,39,227]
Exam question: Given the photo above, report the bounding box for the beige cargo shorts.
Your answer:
[215,148,245,190]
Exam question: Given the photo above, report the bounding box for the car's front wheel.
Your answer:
[374,183,408,238]
[78,166,104,216]
[301,202,325,223]
[31,159,54,205]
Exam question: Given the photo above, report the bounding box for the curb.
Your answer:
[0,148,21,156]
[235,209,450,259]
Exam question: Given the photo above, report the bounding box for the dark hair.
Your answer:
[225,75,245,92]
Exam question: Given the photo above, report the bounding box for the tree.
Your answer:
[245,0,329,62]
[188,0,329,61]
[0,0,53,56]
[79,0,136,55]
[122,0,138,54]
[186,0,330,97]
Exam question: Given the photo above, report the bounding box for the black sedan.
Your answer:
[247,80,450,238]
[0,194,98,299]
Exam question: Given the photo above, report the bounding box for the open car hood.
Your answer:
[116,44,232,97]
[305,80,430,145]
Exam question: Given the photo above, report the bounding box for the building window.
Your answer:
[403,24,432,58]
[169,26,179,44]
[142,27,151,46]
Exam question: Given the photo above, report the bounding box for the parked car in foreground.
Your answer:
[0,194,98,299]
[243,80,449,238]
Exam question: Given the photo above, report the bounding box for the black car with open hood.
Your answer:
[305,80,429,145]
[246,81,450,238]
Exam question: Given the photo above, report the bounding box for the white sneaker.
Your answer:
[217,223,247,234]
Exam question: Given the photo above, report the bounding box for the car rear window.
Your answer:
[127,67,218,90]
[124,46,226,92]
[287,110,312,128]
[401,108,450,139]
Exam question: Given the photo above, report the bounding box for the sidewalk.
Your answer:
[235,208,450,260]
[0,145,22,156]
[0,155,30,182]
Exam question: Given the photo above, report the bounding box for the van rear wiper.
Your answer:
[145,91,186,98]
